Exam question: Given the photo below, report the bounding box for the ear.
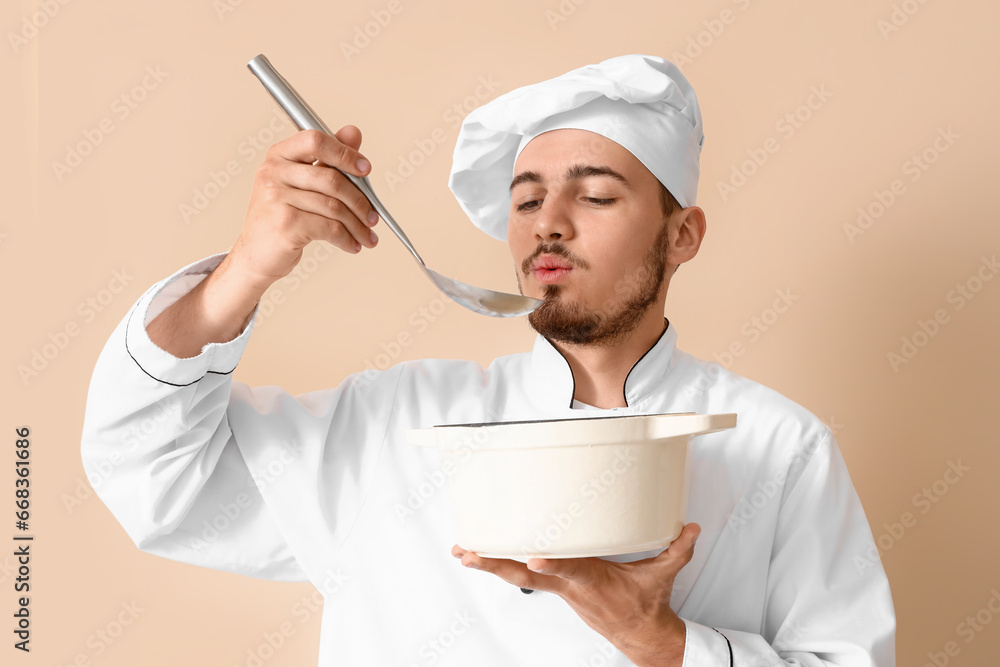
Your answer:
[667,206,706,267]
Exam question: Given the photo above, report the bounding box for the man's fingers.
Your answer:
[279,161,379,230]
[455,550,566,595]
[278,129,373,177]
[279,205,357,254]
[282,191,377,251]
[526,556,595,583]
[334,124,363,151]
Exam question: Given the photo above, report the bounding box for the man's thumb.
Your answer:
[669,522,701,555]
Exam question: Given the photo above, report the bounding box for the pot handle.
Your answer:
[647,412,738,440]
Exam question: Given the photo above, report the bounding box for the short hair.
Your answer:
[658,182,682,274]
[658,181,680,220]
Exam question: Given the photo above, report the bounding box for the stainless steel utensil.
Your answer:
[246,54,542,318]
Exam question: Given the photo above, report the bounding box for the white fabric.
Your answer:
[448,54,705,241]
[81,253,896,666]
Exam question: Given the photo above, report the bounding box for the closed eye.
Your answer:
[515,197,615,212]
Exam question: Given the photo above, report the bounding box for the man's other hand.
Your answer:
[452,522,701,667]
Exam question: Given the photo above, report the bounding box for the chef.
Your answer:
[81,54,896,665]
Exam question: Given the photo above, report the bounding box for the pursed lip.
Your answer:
[531,254,573,272]
[530,254,575,284]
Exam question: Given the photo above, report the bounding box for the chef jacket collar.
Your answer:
[527,318,678,410]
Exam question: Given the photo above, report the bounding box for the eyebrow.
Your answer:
[509,164,631,193]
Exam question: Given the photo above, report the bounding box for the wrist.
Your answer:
[624,615,686,667]
[192,254,267,341]
[216,250,275,301]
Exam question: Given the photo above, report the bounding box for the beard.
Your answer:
[521,221,670,347]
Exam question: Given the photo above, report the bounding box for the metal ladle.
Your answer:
[246,54,542,318]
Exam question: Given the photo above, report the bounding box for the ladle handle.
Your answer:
[246,54,425,264]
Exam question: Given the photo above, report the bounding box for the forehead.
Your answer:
[513,128,647,179]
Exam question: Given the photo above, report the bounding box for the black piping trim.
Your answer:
[543,337,577,409]
[621,318,670,407]
[124,297,238,387]
[711,627,734,666]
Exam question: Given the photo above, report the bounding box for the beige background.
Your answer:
[3,0,998,664]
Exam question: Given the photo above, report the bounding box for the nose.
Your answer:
[532,192,575,242]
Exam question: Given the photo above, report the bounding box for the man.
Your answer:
[81,55,895,665]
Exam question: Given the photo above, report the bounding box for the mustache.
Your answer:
[521,243,590,275]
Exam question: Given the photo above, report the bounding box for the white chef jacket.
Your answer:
[81,253,896,666]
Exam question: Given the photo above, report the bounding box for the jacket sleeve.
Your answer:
[681,430,897,666]
[81,253,312,582]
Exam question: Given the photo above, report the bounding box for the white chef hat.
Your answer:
[448,54,705,242]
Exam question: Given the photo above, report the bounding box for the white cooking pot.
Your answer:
[406,412,737,559]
